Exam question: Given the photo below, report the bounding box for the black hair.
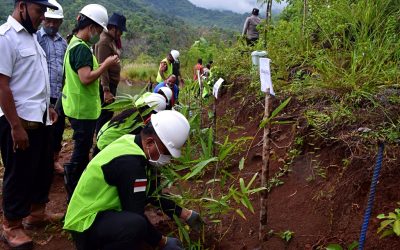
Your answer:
[252,8,260,16]
[70,14,100,36]
[206,64,211,69]
[197,58,203,64]
[209,60,213,65]
[141,121,157,137]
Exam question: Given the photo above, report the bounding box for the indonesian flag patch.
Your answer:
[133,179,147,193]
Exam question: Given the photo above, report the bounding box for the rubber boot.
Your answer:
[1,216,33,250]
[64,162,84,202]
[22,204,63,230]
[53,152,64,175]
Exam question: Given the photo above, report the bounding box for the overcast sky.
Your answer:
[187,0,287,14]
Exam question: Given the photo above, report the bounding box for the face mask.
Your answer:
[147,141,171,167]
[43,26,58,36]
[88,27,100,45]
[20,4,37,34]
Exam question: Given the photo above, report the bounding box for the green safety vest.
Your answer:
[63,134,146,232]
[96,93,152,151]
[62,35,101,120]
[156,58,172,83]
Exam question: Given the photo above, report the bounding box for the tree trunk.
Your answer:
[259,91,272,242]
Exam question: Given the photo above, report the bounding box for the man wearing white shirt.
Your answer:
[0,1,61,249]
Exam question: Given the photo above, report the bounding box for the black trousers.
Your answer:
[72,210,161,250]
[0,116,53,220]
[95,82,118,136]
[246,37,258,46]
[51,97,65,153]
[69,118,97,169]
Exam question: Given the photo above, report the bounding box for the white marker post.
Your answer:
[212,78,224,156]
[259,57,273,242]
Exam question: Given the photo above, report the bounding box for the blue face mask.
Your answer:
[43,26,58,36]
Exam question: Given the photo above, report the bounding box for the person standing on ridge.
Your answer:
[37,0,67,175]
[0,0,62,249]
[94,13,127,136]
[242,8,261,46]
[62,4,120,201]
[193,58,203,81]
[156,52,175,83]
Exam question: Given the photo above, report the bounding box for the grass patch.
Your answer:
[121,63,158,83]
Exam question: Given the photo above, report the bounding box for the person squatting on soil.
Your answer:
[64,110,204,250]
[242,8,261,46]
[94,12,127,136]
[61,4,120,201]
[156,52,175,83]
[36,0,67,175]
[93,92,168,156]
[154,74,179,106]
[0,0,63,249]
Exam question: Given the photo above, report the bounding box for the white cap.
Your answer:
[158,87,173,104]
[80,4,108,31]
[151,110,190,158]
[45,0,63,19]
[171,50,180,62]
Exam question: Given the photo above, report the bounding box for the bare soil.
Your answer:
[1,82,399,249]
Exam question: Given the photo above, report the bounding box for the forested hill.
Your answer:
[0,0,239,58]
[143,0,247,30]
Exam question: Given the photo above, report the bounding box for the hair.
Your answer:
[141,121,157,137]
[209,60,213,65]
[70,14,100,36]
[252,8,260,16]
[107,24,118,31]
[197,58,203,64]
[206,64,211,69]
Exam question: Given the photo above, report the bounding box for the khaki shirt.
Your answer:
[94,31,121,89]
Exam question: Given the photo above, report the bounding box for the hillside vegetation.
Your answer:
[0,0,238,59]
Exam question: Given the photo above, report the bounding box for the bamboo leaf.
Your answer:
[259,97,291,128]
[377,220,394,233]
[388,212,397,219]
[238,157,245,171]
[393,220,400,235]
[377,214,386,219]
[235,209,246,220]
[246,173,259,189]
[325,244,343,250]
[348,241,358,250]
[183,157,218,180]
[239,178,247,193]
[379,229,394,239]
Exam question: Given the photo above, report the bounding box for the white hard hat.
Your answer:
[80,4,108,31]
[170,50,180,62]
[158,87,173,104]
[143,93,167,113]
[151,110,190,158]
[45,0,63,19]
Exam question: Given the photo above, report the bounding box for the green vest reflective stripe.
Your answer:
[156,58,173,83]
[62,35,101,119]
[96,92,152,151]
[63,135,146,232]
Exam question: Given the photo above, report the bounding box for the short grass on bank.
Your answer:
[121,63,158,83]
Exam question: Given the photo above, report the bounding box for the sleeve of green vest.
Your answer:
[102,155,148,214]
